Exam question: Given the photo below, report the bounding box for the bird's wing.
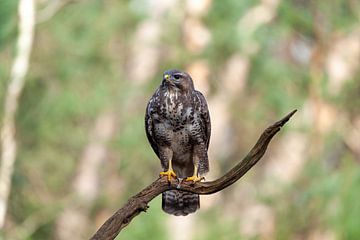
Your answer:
[145,93,160,158]
[195,90,211,149]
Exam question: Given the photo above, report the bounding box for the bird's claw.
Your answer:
[185,175,204,183]
[159,169,177,181]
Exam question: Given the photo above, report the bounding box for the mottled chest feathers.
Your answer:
[162,90,194,121]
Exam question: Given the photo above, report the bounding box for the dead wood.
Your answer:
[90,109,297,240]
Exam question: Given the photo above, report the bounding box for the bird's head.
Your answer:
[162,69,194,93]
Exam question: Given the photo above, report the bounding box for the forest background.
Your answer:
[0,0,359,239]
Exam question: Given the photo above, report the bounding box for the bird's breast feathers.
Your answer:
[161,92,192,120]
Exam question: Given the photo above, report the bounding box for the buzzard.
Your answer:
[145,69,211,216]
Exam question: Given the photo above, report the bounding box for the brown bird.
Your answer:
[145,69,211,216]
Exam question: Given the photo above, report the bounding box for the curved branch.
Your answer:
[90,109,297,240]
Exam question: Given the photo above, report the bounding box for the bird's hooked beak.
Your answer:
[164,74,171,82]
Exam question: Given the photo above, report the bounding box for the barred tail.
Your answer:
[162,190,199,216]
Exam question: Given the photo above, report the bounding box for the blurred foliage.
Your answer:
[205,0,256,64]
[274,156,360,239]
[120,198,167,240]
[0,0,359,239]
[338,71,360,117]
[0,0,18,48]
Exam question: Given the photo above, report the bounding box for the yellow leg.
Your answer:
[159,159,176,181]
[185,165,204,182]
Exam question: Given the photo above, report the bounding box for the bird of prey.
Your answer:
[145,69,211,216]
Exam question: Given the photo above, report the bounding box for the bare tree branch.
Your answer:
[90,109,297,240]
[0,0,35,229]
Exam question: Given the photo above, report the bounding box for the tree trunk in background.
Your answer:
[127,0,178,84]
[55,111,116,240]
[0,0,35,229]
[224,1,281,238]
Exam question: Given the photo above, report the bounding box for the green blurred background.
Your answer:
[0,0,359,239]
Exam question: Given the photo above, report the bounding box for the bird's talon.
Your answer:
[159,169,177,181]
[185,176,203,182]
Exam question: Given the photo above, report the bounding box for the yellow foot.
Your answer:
[185,175,204,183]
[159,169,177,181]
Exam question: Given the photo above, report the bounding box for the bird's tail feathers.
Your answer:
[162,190,199,216]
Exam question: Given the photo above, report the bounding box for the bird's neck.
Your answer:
[163,85,192,96]
[163,88,193,101]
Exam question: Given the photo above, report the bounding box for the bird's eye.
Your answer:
[173,74,181,80]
